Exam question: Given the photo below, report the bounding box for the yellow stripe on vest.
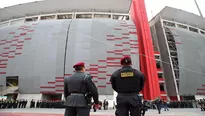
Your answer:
[121,72,134,77]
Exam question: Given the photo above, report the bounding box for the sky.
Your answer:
[0,0,205,21]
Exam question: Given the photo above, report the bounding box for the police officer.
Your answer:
[110,56,145,116]
[64,62,99,116]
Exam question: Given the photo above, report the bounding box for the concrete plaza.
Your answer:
[0,108,205,116]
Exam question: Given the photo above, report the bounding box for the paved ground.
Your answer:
[0,108,205,116]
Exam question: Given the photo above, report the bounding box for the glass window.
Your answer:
[76,14,92,19]
[40,15,55,20]
[189,27,198,33]
[25,17,38,22]
[163,21,175,27]
[94,14,111,18]
[177,24,188,29]
[57,14,73,19]
[113,15,129,20]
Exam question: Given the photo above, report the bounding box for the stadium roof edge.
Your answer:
[0,0,132,22]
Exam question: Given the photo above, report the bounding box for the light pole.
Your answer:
[194,0,203,18]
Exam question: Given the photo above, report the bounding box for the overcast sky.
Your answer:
[0,0,205,20]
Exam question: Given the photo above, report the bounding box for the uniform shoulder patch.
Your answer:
[120,72,134,77]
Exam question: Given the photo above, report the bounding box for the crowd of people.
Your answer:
[0,98,109,110]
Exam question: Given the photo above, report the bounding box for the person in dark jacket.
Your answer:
[64,62,99,116]
[110,56,145,116]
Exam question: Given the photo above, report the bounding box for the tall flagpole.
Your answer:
[194,0,203,18]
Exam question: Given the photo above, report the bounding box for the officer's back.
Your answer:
[110,56,145,116]
[64,62,99,116]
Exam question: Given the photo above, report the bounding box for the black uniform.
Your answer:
[110,65,145,116]
[64,71,99,116]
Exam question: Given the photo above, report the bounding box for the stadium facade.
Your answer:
[0,0,204,102]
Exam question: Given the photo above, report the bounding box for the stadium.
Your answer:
[0,0,204,103]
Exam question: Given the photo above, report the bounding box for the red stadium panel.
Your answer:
[129,32,137,34]
[106,57,115,60]
[0,63,7,65]
[197,88,205,90]
[0,66,7,68]
[98,71,106,73]
[55,80,64,82]
[12,39,18,41]
[98,77,106,80]
[9,51,16,53]
[114,28,122,30]
[40,86,55,88]
[14,36,19,38]
[48,82,55,84]
[4,47,10,49]
[90,68,98,71]
[106,82,111,84]
[0,72,6,74]
[106,62,120,64]
[114,38,122,40]
[98,66,106,68]
[40,91,55,94]
[0,59,8,61]
[90,64,98,66]
[98,60,106,62]
[64,74,72,76]
[107,38,114,41]
[55,85,64,87]
[55,77,64,79]
[122,42,130,44]
[122,37,129,39]
[175,42,182,44]
[0,43,5,45]
[107,51,115,53]
[3,52,9,54]
[115,44,123,47]
[107,65,121,67]
[25,38,32,40]
[27,30,34,32]
[106,74,112,76]
[20,33,27,36]
[9,32,15,34]
[98,85,106,88]
[8,56,15,58]
[15,53,22,55]
[6,41,12,43]
[55,90,64,92]
[106,35,115,37]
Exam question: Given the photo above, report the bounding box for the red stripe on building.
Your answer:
[9,32,15,34]
[27,30,34,32]
[107,38,114,41]
[55,90,64,92]
[98,66,107,68]
[40,86,55,88]
[40,91,55,94]
[107,35,114,37]
[20,33,27,36]
[122,33,129,35]
[6,41,12,43]
[114,28,121,30]
[129,32,137,34]
[98,77,106,80]
[0,59,8,62]
[25,38,32,40]
[0,66,7,68]
[16,47,23,50]
[8,56,15,58]
[64,74,72,76]
[98,71,106,73]
[56,85,64,87]
[122,37,129,39]
[98,85,106,88]
[56,77,64,79]
[48,82,55,84]
[106,82,111,84]
[18,41,24,43]
[0,43,5,45]
[107,57,115,60]
[122,42,130,44]
[107,51,115,53]
[106,74,112,76]
[4,47,10,49]
[55,80,64,82]
[115,44,123,47]
[90,64,98,66]
[98,60,106,62]
[15,53,22,55]
[0,72,6,74]
[175,42,182,44]
[114,38,122,40]
[90,68,98,71]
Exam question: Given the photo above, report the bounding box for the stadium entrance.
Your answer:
[42,94,62,101]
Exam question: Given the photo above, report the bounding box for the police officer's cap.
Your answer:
[73,62,85,68]
[120,56,131,65]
